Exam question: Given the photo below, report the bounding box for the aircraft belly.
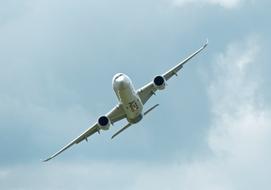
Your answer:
[118,88,143,123]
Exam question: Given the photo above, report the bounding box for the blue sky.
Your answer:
[1,0,271,189]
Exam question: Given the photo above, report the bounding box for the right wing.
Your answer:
[43,104,126,162]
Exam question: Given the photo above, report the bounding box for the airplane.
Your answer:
[43,40,208,162]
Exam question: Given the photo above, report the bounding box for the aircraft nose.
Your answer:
[115,76,129,89]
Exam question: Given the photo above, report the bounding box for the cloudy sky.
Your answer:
[1,0,271,189]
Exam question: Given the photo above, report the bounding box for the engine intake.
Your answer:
[98,116,110,130]
[153,75,166,90]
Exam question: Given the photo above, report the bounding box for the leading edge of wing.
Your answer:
[42,124,99,162]
[162,39,208,81]
[137,39,208,105]
[42,104,126,162]
[42,140,76,162]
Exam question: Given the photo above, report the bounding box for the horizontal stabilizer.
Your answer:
[111,104,159,139]
[111,123,132,139]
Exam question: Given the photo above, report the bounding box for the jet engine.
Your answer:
[98,116,111,130]
[153,75,166,90]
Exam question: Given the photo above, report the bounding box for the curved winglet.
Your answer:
[204,39,208,48]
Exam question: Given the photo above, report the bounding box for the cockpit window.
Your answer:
[115,73,123,80]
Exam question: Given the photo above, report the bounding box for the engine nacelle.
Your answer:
[98,116,111,130]
[153,75,166,90]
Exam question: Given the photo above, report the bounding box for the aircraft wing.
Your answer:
[43,104,126,162]
[137,40,208,105]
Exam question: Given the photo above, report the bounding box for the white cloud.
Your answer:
[132,36,271,190]
[204,36,271,189]
[173,0,247,9]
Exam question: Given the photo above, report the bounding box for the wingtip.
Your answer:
[204,39,209,48]
[42,157,52,162]
[111,132,118,139]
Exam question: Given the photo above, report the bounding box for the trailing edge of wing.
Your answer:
[43,104,126,162]
[162,39,208,81]
[137,40,208,105]
[43,140,76,162]
[43,124,99,162]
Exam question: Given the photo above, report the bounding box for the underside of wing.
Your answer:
[43,104,126,162]
[43,123,99,162]
[162,40,208,81]
[137,40,208,105]
[106,104,126,124]
[137,82,157,105]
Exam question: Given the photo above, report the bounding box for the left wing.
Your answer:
[43,123,99,162]
[137,40,208,105]
[43,104,126,162]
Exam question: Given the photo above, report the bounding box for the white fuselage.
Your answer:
[112,73,143,123]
